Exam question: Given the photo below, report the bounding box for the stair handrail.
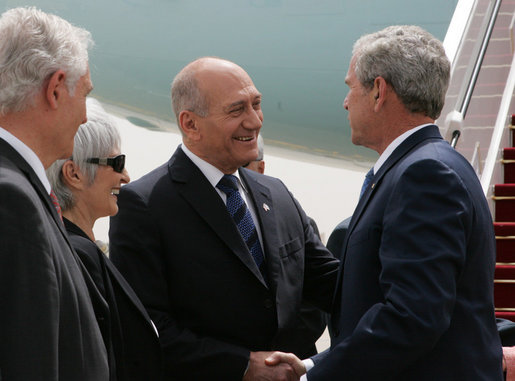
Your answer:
[450,130,461,148]
[480,51,515,196]
[458,0,502,117]
[443,0,476,68]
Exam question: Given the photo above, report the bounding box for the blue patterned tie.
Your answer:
[360,168,374,198]
[217,174,265,269]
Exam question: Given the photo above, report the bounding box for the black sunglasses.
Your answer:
[86,154,126,173]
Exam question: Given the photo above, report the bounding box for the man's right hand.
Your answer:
[243,351,304,381]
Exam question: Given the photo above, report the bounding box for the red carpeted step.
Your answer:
[495,265,515,278]
[495,184,515,196]
[496,311,515,322]
[504,148,515,183]
[494,265,515,308]
[494,223,515,262]
[494,185,515,222]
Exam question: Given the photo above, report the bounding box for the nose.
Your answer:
[120,168,130,184]
[243,108,263,131]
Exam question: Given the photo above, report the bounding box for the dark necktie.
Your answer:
[217,174,265,269]
[50,189,63,221]
[359,168,374,198]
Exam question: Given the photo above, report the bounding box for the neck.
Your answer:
[63,206,96,241]
[0,100,59,169]
[374,115,434,155]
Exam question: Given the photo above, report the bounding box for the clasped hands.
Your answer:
[243,351,306,381]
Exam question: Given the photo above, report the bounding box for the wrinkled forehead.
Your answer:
[197,64,260,108]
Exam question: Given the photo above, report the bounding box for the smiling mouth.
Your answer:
[111,189,120,195]
[234,136,253,142]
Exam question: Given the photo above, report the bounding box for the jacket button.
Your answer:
[263,298,273,309]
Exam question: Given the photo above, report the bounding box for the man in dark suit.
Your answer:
[272,25,503,380]
[0,7,109,380]
[109,57,339,380]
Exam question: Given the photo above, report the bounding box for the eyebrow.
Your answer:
[225,100,245,111]
[224,95,262,112]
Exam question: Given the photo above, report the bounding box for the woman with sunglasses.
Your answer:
[47,97,162,380]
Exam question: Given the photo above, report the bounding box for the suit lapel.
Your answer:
[0,138,71,244]
[345,125,442,254]
[239,169,280,291]
[104,258,157,333]
[0,139,110,315]
[169,148,268,287]
[332,125,443,309]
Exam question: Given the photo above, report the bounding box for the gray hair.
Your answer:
[170,58,214,125]
[352,25,450,119]
[0,7,93,115]
[46,98,121,211]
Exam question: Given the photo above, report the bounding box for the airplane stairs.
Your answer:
[493,114,515,321]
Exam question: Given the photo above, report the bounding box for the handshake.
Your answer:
[243,351,307,381]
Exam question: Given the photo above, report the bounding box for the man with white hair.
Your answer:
[0,7,109,380]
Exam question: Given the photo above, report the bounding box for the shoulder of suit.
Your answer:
[240,167,284,187]
[121,161,170,197]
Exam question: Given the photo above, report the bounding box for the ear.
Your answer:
[61,160,85,190]
[372,76,388,112]
[45,70,67,110]
[257,160,265,174]
[178,110,201,141]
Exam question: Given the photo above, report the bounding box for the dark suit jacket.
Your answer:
[0,138,109,380]
[64,218,163,381]
[109,146,338,380]
[497,318,515,347]
[309,126,503,380]
[326,216,351,260]
[294,217,329,358]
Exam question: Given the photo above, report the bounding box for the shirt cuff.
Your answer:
[300,359,314,381]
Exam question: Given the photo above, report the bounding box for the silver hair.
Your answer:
[46,98,121,211]
[352,25,450,119]
[170,57,216,125]
[0,7,93,115]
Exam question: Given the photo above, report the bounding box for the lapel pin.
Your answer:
[371,183,375,189]
[263,203,270,211]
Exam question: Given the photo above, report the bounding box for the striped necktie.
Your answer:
[217,174,265,269]
[50,189,63,221]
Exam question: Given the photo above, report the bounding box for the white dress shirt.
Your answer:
[0,126,51,194]
[180,144,264,249]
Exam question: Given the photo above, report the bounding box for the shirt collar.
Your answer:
[180,144,247,192]
[373,123,433,174]
[0,126,51,194]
